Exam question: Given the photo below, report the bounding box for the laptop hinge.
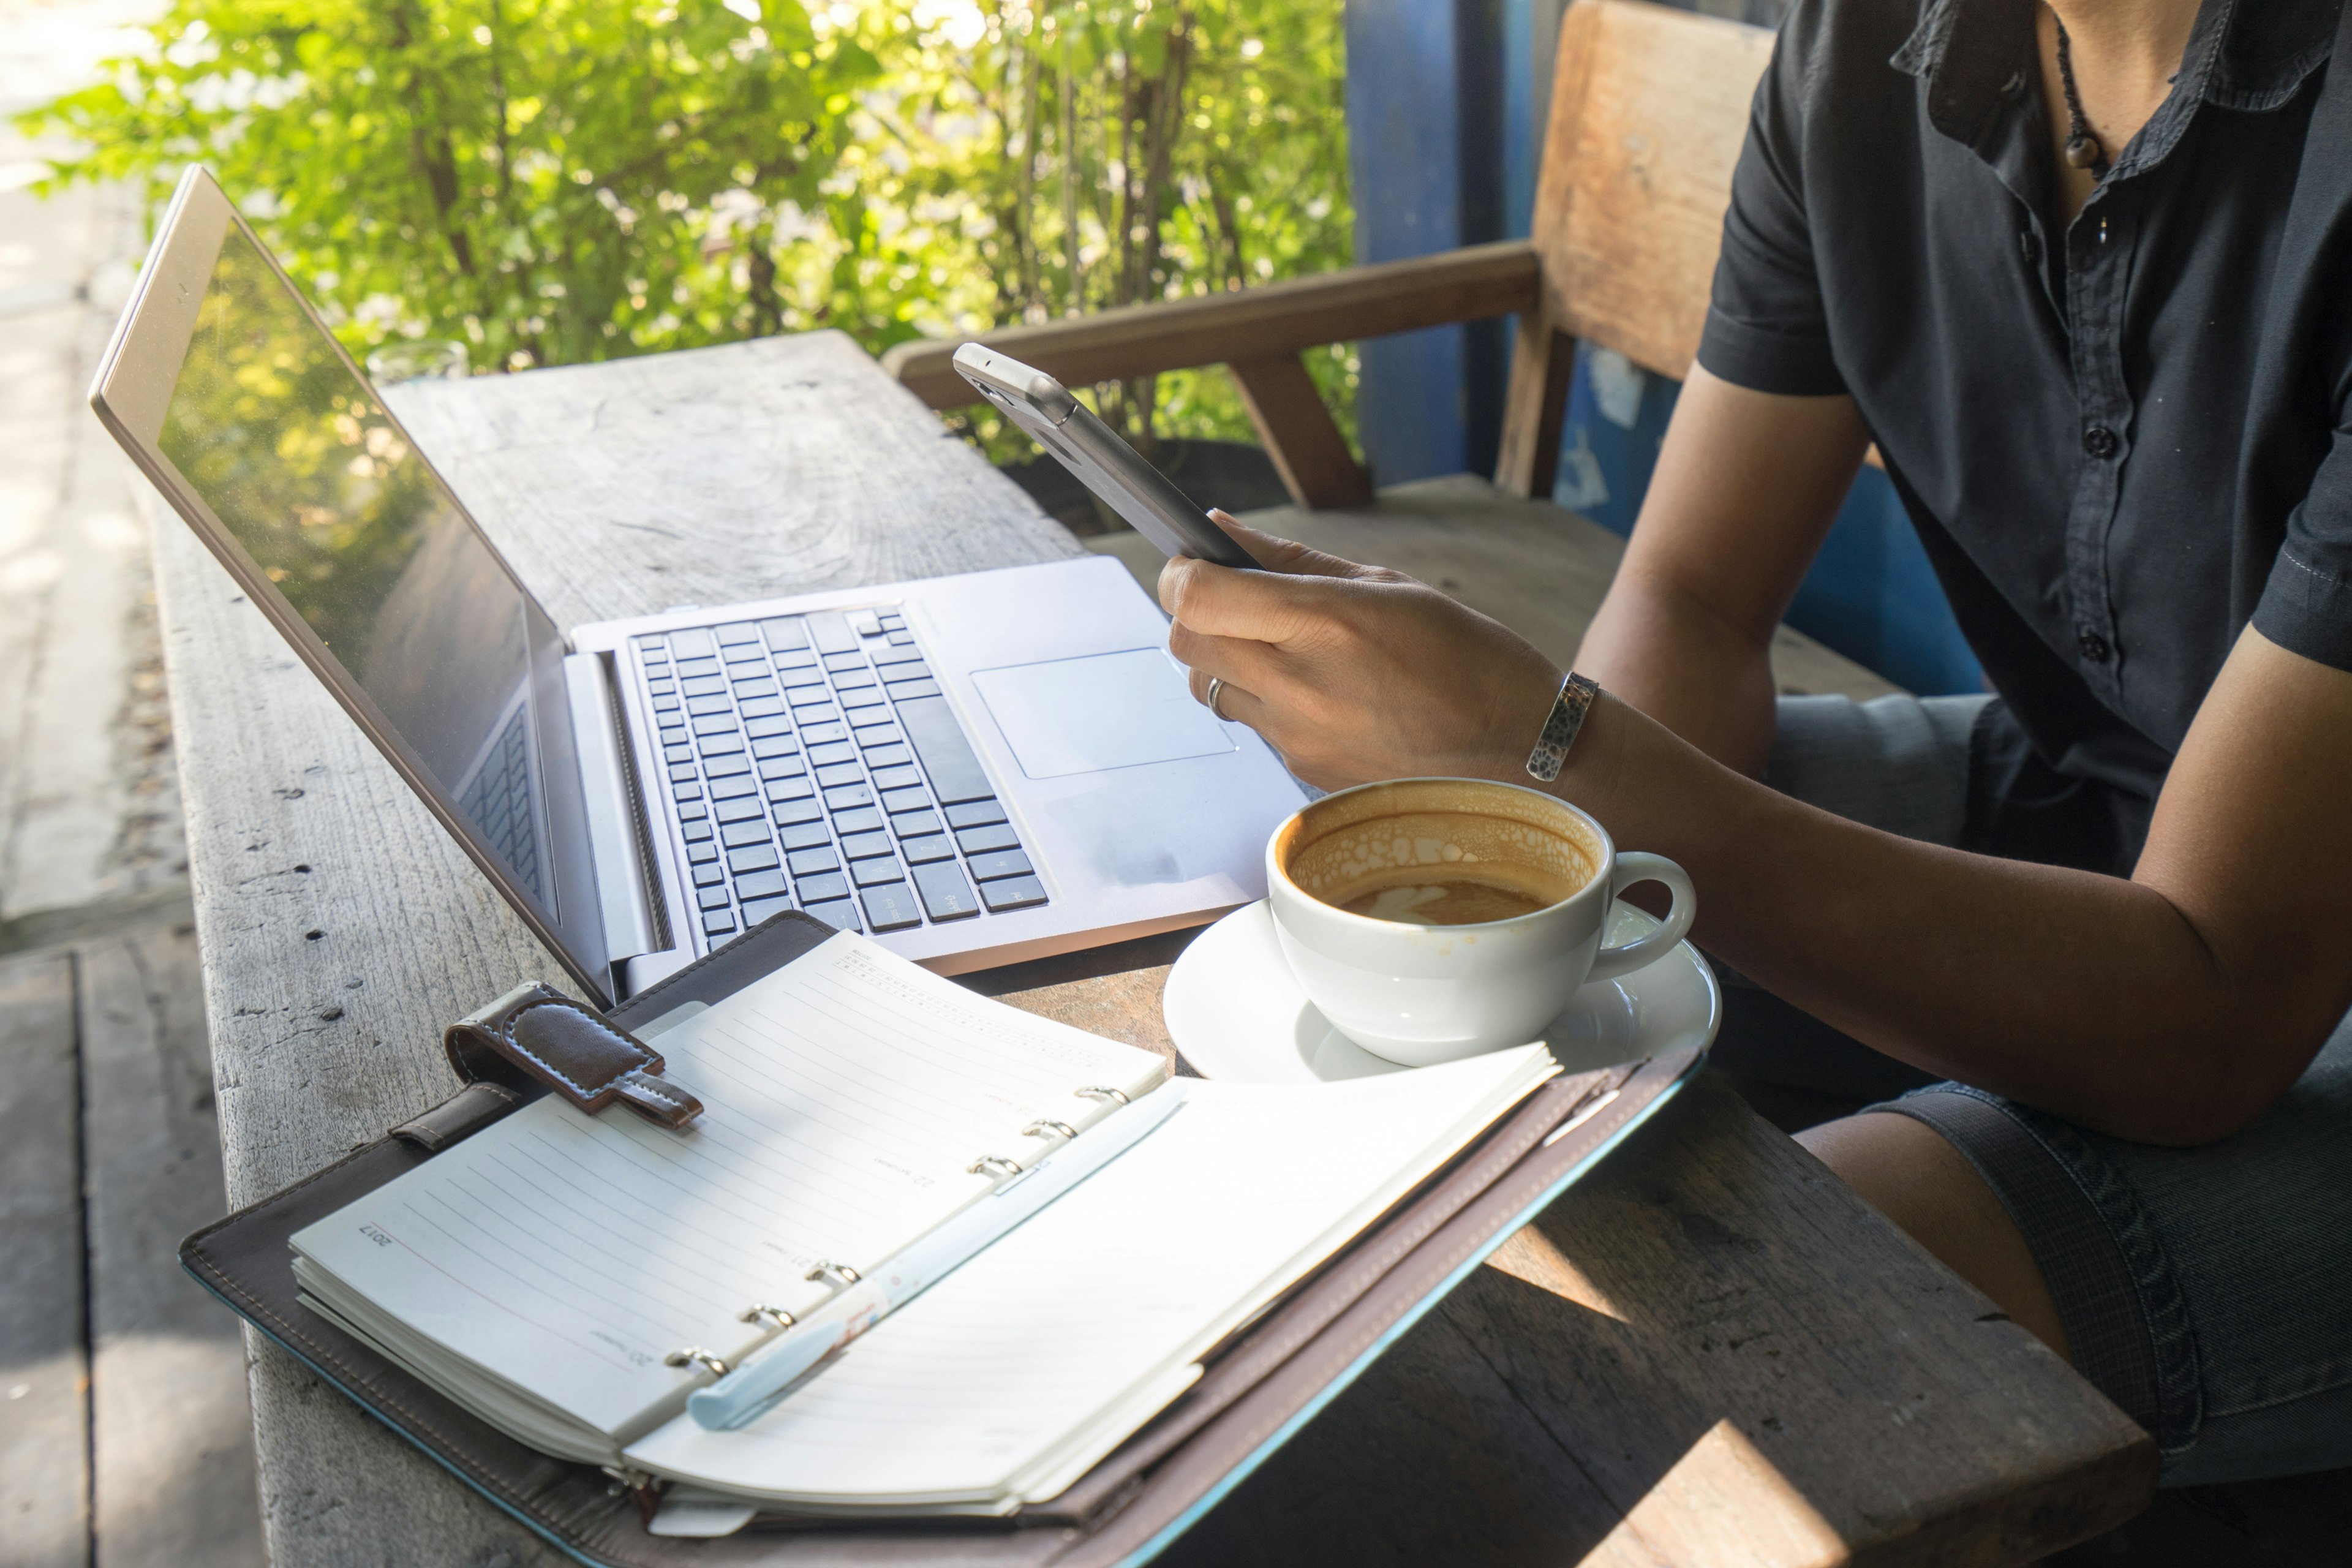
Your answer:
[564,652,665,967]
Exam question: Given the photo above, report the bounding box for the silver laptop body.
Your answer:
[91,167,1305,1006]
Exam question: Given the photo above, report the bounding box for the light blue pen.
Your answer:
[687,1084,1187,1430]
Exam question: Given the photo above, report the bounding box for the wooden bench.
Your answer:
[883,0,1880,569]
[143,328,2153,1564]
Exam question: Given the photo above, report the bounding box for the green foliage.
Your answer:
[21,0,1354,450]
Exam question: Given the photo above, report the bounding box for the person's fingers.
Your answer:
[1204,510,1370,581]
[1159,553,1368,644]
[1186,665,1273,731]
[1165,619,1292,688]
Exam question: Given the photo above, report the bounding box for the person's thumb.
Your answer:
[1207,509,1372,580]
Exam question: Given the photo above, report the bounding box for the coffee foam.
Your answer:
[1278,780,1601,921]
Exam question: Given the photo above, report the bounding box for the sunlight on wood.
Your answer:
[1484,1222,1627,1322]
[1586,1419,1845,1568]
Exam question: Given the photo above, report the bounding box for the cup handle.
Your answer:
[1584,851,1697,983]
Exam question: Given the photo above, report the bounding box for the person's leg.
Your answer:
[1719,695,2352,1482]
[1853,1025,2352,1485]
[1797,1112,2071,1359]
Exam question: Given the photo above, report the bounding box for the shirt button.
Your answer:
[2082,425,2120,459]
[2078,628,2113,664]
[2019,230,2041,265]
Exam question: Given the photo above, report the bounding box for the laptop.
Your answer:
[91,167,1306,1005]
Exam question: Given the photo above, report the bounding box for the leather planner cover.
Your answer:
[182,911,1704,1566]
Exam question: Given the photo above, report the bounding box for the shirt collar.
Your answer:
[1892,0,2339,168]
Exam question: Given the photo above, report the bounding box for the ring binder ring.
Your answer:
[968,1153,1024,1178]
[1022,1119,1078,1140]
[1074,1086,1129,1105]
[663,1347,729,1378]
[805,1261,862,1285]
[739,1302,796,1328]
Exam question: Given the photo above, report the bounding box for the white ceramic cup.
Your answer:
[1265,777,1696,1066]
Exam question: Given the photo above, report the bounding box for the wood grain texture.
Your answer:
[882,242,1540,410]
[1160,1077,2154,1567]
[1536,1,1775,380]
[1494,318,1580,500]
[959,927,1202,1072]
[385,333,1082,629]
[145,333,1077,1567]
[79,920,268,1568]
[1227,354,1373,510]
[0,948,91,1568]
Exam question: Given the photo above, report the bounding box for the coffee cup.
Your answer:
[1265,777,1695,1066]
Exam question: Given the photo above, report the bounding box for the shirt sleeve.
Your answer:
[1695,16,1848,398]
[2252,420,2352,671]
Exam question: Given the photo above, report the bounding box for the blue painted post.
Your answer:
[1345,0,1507,484]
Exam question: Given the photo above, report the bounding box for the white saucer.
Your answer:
[1164,900,1721,1084]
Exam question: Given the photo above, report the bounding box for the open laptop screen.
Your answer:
[157,226,552,904]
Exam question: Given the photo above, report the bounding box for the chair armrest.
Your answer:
[883,239,1540,409]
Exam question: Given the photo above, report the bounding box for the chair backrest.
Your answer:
[1533,0,1775,380]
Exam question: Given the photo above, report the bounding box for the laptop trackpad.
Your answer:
[971,649,1236,779]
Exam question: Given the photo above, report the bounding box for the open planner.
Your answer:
[183,910,1706,1564]
[285,930,1561,1519]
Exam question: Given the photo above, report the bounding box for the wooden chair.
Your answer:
[885,0,1770,509]
[881,0,1890,696]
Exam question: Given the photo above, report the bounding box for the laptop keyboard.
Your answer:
[634,608,1047,944]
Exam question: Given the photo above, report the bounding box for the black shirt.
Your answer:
[1700,0,2352,826]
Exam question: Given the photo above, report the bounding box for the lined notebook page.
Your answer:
[292,934,1165,1442]
[624,1046,1552,1509]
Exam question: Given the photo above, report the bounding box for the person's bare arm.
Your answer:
[1555,627,2352,1144]
[1160,541,2352,1148]
[1572,364,1872,773]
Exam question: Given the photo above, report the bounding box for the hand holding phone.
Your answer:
[952,344,1261,570]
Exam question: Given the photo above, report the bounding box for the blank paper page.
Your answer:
[292,934,1165,1440]
[625,1045,1551,1507]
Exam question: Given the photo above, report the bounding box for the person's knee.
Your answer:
[1797,1111,2072,1362]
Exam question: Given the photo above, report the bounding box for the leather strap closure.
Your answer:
[443,982,704,1131]
[390,1082,525,1152]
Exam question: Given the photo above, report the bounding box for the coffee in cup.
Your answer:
[1266,778,1694,1066]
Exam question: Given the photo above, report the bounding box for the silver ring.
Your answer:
[1206,676,1230,720]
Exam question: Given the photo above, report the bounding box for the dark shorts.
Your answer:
[1722,693,2352,1485]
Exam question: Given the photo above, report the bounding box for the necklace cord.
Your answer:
[2051,10,2113,177]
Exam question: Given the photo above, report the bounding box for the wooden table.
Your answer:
[146,332,2154,1566]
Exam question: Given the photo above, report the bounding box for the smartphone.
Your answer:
[952,343,1260,569]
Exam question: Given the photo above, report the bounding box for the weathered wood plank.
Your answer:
[1084,475,1904,700]
[1538,2,1774,381]
[1494,317,1578,501]
[1227,354,1373,511]
[384,333,1082,632]
[882,241,1540,410]
[964,929,1198,1070]
[78,918,266,1568]
[1163,1077,2153,1567]
[0,947,91,1568]
[145,331,1079,1566]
